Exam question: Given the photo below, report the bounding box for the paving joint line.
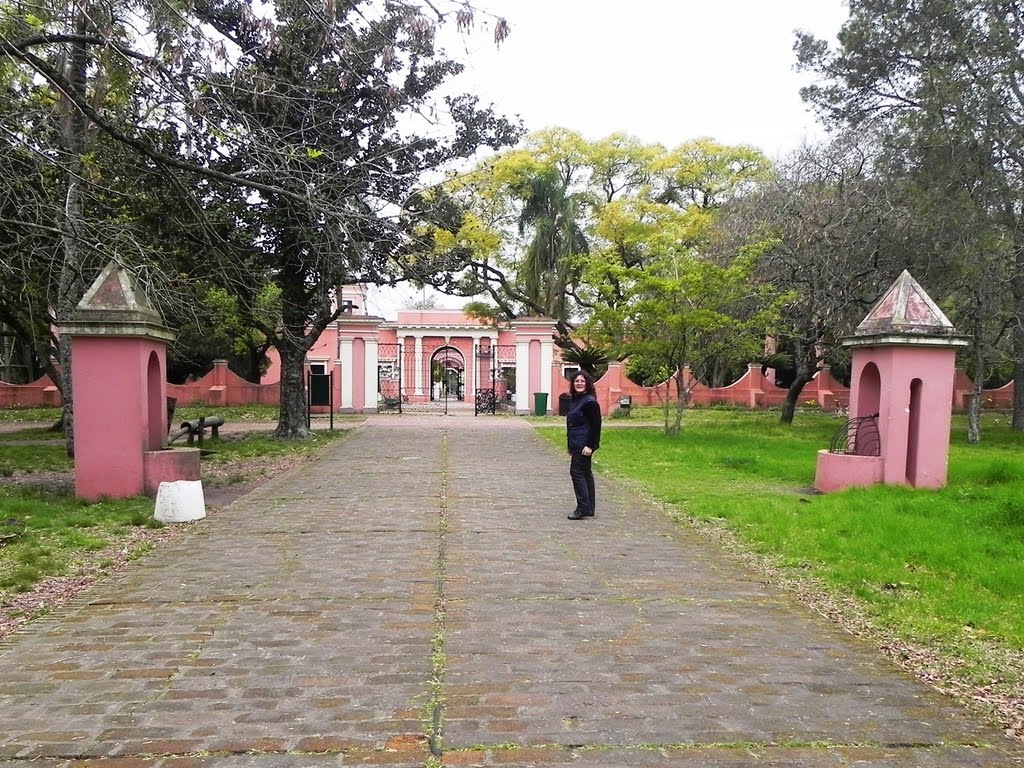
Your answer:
[428,428,449,762]
[443,739,971,755]
[88,594,426,606]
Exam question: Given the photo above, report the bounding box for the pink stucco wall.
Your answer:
[72,336,167,500]
[586,363,852,415]
[814,450,884,492]
[168,360,279,408]
[850,344,958,489]
[0,375,61,408]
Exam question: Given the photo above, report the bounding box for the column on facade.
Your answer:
[540,337,554,398]
[510,317,560,415]
[515,340,530,413]
[397,334,407,393]
[335,314,385,412]
[487,334,499,390]
[414,335,424,395]
[339,337,354,410]
[363,338,379,411]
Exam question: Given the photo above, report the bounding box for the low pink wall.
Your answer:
[952,370,1015,410]
[1,361,1017,414]
[589,363,854,414]
[167,361,280,408]
[814,450,884,492]
[0,375,62,408]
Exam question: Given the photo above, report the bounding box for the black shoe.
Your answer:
[567,511,591,520]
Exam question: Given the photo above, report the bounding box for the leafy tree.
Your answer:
[429,131,773,366]
[559,345,609,378]
[168,283,280,384]
[623,354,671,388]
[2,0,521,440]
[516,167,589,322]
[883,130,1017,442]
[585,237,780,436]
[795,0,1024,429]
[0,133,61,386]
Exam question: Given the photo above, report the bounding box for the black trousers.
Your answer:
[569,452,596,516]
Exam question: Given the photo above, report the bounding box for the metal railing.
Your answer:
[829,413,881,456]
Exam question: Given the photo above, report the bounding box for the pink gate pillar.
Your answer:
[511,318,558,414]
[815,271,967,493]
[337,314,384,413]
[63,262,199,501]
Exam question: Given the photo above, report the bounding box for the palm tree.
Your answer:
[516,169,589,321]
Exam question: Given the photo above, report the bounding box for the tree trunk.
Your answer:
[665,369,687,436]
[779,338,816,426]
[711,359,726,389]
[55,10,92,457]
[242,345,265,383]
[274,341,311,439]
[779,374,813,425]
[967,386,982,444]
[1013,233,1024,430]
[1014,341,1024,431]
[967,333,986,444]
[1013,292,1024,430]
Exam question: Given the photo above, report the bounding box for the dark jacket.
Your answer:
[566,393,602,453]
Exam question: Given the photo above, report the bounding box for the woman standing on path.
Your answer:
[566,371,602,520]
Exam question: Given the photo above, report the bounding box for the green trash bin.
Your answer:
[533,392,549,416]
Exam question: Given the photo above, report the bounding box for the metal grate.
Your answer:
[829,414,881,456]
[473,343,517,415]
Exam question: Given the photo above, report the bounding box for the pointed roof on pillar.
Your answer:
[846,270,966,348]
[62,261,175,340]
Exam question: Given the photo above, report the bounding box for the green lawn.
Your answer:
[538,409,1024,689]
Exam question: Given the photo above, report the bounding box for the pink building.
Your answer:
[262,287,565,414]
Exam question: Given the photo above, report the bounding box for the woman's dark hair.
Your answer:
[568,370,596,397]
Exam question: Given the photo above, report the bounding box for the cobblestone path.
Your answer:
[1,415,1021,767]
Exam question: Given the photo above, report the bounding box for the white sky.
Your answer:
[364,0,850,318]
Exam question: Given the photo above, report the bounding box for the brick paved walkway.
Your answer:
[1,415,1022,767]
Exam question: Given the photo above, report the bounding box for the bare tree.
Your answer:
[725,136,911,423]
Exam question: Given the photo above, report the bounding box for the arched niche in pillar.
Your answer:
[146,350,165,450]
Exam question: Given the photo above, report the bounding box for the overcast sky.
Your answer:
[364,0,851,317]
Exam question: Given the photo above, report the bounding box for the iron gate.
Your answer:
[474,342,517,415]
[376,341,469,414]
[377,343,403,412]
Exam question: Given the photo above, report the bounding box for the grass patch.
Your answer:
[173,404,281,423]
[0,427,63,443]
[0,407,60,423]
[0,443,72,475]
[199,427,348,463]
[538,409,1024,670]
[0,488,157,595]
